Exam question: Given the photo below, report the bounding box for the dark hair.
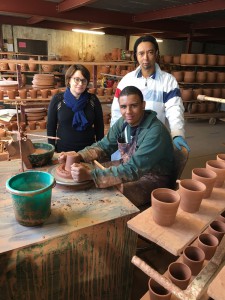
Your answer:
[65,64,90,86]
[119,86,143,102]
[133,35,159,61]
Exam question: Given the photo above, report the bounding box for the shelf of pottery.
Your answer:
[161,54,225,123]
[127,173,225,300]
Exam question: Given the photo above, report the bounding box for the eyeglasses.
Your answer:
[71,77,87,85]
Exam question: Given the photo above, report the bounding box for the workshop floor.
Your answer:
[130,118,225,300]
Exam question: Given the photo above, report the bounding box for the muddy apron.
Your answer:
[118,123,171,209]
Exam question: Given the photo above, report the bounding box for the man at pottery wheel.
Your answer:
[59,86,175,208]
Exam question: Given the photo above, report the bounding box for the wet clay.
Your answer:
[56,152,80,179]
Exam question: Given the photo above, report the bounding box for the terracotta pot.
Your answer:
[177,179,206,213]
[29,89,38,98]
[0,61,9,71]
[38,120,47,130]
[167,262,191,290]
[88,88,96,94]
[216,72,225,83]
[0,128,6,137]
[173,56,180,64]
[28,121,36,130]
[190,103,198,114]
[105,87,113,96]
[197,103,207,113]
[197,54,207,65]
[181,88,193,102]
[208,220,225,243]
[185,54,196,65]
[19,63,27,71]
[192,88,203,100]
[109,67,116,75]
[8,62,16,71]
[207,102,216,113]
[163,55,173,64]
[50,88,59,96]
[42,64,54,72]
[28,58,37,71]
[182,246,205,276]
[203,88,212,97]
[218,210,225,223]
[196,71,207,83]
[172,71,183,82]
[197,233,219,260]
[40,89,49,98]
[180,54,187,65]
[212,88,221,98]
[65,153,80,172]
[217,55,225,66]
[148,278,172,300]
[18,89,27,99]
[206,160,225,187]
[207,54,218,66]
[192,168,217,198]
[151,188,180,227]
[206,71,217,83]
[7,90,16,99]
[184,71,195,83]
[101,65,110,73]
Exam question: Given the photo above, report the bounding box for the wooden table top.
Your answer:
[0,159,139,254]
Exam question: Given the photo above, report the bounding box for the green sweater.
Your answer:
[78,110,175,188]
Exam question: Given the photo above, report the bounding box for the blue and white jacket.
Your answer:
[111,63,185,138]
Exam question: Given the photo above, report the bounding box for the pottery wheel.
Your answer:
[48,163,93,188]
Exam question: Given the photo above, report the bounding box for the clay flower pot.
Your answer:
[180,54,187,65]
[212,88,221,98]
[192,88,203,100]
[206,71,217,83]
[197,233,219,260]
[185,54,196,65]
[40,89,49,98]
[181,88,193,102]
[203,88,212,97]
[28,121,36,130]
[167,262,191,290]
[182,246,205,276]
[206,160,225,187]
[163,55,173,64]
[97,88,105,96]
[208,220,225,243]
[184,71,195,83]
[192,168,217,198]
[28,58,37,71]
[217,72,225,83]
[196,71,207,83]
[50,88,59,96]
[207,102,216,113]
[173,56,180,64]
[29,89,38,99]
[207,54,217,66]
[38,120,47,130]
[197,54,207,65]
[148,278,172,300]
[151,188,180,227]
[218,210,225,223]
[172,71,183,82]
[8,62,16,71]
[217,55,225,66]
[18,89,27,99]
[7,90,16,100]
[177,179,206,213]
[0,128,6,137]
[197,103,207,113]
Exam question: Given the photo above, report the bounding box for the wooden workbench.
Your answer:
[0,159,139,300]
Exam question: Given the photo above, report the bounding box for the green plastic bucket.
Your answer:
[6,171,56,227]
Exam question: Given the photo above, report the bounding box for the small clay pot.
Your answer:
[184,71,195,83]
[217,55,225,66]
[148,278,172,300]
[8,62,16,71]
[97,88,105,96]
[192,88,203,100]
[212,88,221,98]
[192,168,217,198]
[181,88,193,102]
[173,56,180,64]
[88,88,96,94]
[197,233,219,260]
[208,220,225,243]
[217,210,225,223]
[180,54,187,65]
[105,87,113,96]
[203,88,212,97]
[163,55,173,64]
[197,54,207,65]
[18,89,27,99]
[206,71,217,83]
[167,262,191,290]
[29,89,38,99]
[7,90,16,100]
[217,72,225,83]
[151,188,180,227]
[206,160,225,188]
[50,88,59,96]
[196,71,207,83]
[177,179,206,213]
[182,246,205,276]
[197,103,207,113]
[28,121,36,130]
[207,102,216,113]
[185,54,196,65]
[0,90,4,100]
[207,54,217,66]
[38,120,47,130]
[0,128,6,137]
[190,103,198,114]
[172,71,183,82]
[65,153,80,172]
[40,89,49,98]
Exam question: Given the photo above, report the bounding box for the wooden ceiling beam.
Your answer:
[57,0,97,13]
[134,0,225,22]
[192,18,225,29]
[27,16,46,25]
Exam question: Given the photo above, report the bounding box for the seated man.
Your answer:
[60,86,175,208]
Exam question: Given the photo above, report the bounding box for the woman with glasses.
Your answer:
[47,64,104,152]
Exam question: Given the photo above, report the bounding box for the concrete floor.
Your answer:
[130,117,225,300]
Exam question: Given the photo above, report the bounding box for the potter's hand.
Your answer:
[173,136,190,152]
[58,152,67,164]
[71,163,92,182]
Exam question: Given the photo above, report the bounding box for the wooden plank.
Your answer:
[207,265,225,300]
[127,186,225,256]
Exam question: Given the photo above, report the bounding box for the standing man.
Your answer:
[111,35,190,159]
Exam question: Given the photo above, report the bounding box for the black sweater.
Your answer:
[47,92,104,152]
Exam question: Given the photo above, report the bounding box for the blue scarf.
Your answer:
[64,87,89,131]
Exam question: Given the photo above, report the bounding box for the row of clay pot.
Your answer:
[172,70,225,83]
[0,88,62,100]
[184,102,217,114]
[180,87,225,101]
[162,54,225,66]
[0,60,55,72]
[0,120,47,132]
[148,214,225,299]
[89,87,114,96]
[101,65,134,76]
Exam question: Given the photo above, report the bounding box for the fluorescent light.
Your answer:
[72,29,105,35]
[156,39,163,43]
